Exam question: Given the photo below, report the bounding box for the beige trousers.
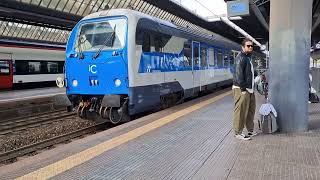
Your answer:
[233,88,256,134]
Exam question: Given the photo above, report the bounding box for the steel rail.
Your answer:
[0,112,76,135]
[0,122,105,163]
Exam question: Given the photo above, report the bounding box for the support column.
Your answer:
[269,0,313,132]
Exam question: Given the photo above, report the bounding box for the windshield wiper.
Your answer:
[78,35,84,59]
[93,25,116,60]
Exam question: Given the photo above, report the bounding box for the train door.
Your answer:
[192,41,201,94]
[0,58,13,89]
[200,45,208,91]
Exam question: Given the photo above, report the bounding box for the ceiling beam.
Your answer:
[312,14,320,33]
[0,0,81,30]
[145,0,242,43]
[255,0,270,7]
[250,0,269,31]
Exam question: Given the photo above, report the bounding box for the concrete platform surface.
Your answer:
[0,87,65,103]
[0,89,320,180]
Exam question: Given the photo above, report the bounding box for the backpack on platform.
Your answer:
[258,103,278,133]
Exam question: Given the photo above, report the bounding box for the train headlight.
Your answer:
[114,79,121,87]
[72,79,78,87]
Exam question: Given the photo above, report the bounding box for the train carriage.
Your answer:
[0,44,65,89]
[60,9,241,123]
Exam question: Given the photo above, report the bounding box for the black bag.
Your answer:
[309,93,319,103]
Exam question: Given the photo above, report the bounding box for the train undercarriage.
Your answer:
[67,91,184,124]
[68,94,130,124]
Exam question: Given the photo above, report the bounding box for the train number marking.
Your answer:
[89,65,97,74]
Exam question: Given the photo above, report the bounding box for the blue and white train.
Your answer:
[59,9,241,123]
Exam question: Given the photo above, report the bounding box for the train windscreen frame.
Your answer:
[74,18,127,52]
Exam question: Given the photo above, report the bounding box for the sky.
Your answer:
[171,0,227,19]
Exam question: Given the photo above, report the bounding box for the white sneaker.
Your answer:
[235,134,251,140]
[248,131,258,137]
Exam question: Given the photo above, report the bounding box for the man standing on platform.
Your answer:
[232,38,256,140]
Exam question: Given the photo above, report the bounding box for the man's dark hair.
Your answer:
[242,38,253,47]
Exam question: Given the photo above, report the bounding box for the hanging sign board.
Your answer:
[227,0,250,17]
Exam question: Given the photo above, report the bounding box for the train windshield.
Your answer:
[75,18,126,52]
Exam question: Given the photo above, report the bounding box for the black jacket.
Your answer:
[233,52,256,91]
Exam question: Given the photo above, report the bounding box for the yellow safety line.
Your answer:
[16,90,232,180]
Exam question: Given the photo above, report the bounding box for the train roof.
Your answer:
[81,9,241,50]
[82,8,170,25]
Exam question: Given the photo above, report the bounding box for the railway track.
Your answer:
[0,122,106,163]
[0,110,63,124]
[0,110,76,135]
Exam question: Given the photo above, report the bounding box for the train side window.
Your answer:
[229,52,234,66]
[200,46,207,67]
[154,35,162,52]
[15,61,28,75]
[47,62,59,73]
[0,60,10,75]
[217,49,223,67]
[142,32,151,52]
[208,48,215,66]
[40,62,48,73]
[148,32,162,52]
[161,35,185,54]
[58,62,64,73]
[183,41,192,67]
[193,44,199,66]
[224,51,230,67]
[40,61,63,74]
[149,33,156,52]
[28,61,41,73]
[15,60,64,75]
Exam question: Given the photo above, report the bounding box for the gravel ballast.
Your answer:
[0,117,96,153]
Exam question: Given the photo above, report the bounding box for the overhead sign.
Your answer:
[227,0,250,17]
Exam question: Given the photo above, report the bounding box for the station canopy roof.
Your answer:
[0,0,319,47]
[0,0,243,45]
[223,0,320,47]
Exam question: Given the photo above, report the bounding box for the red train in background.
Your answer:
[0,41,65,90]
[0,59,13,89]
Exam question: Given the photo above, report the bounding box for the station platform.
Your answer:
[0,87,65,103]
[0,87,66,120]
[1,89,320,179]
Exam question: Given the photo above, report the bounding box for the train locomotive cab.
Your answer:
[65,14,129,124]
